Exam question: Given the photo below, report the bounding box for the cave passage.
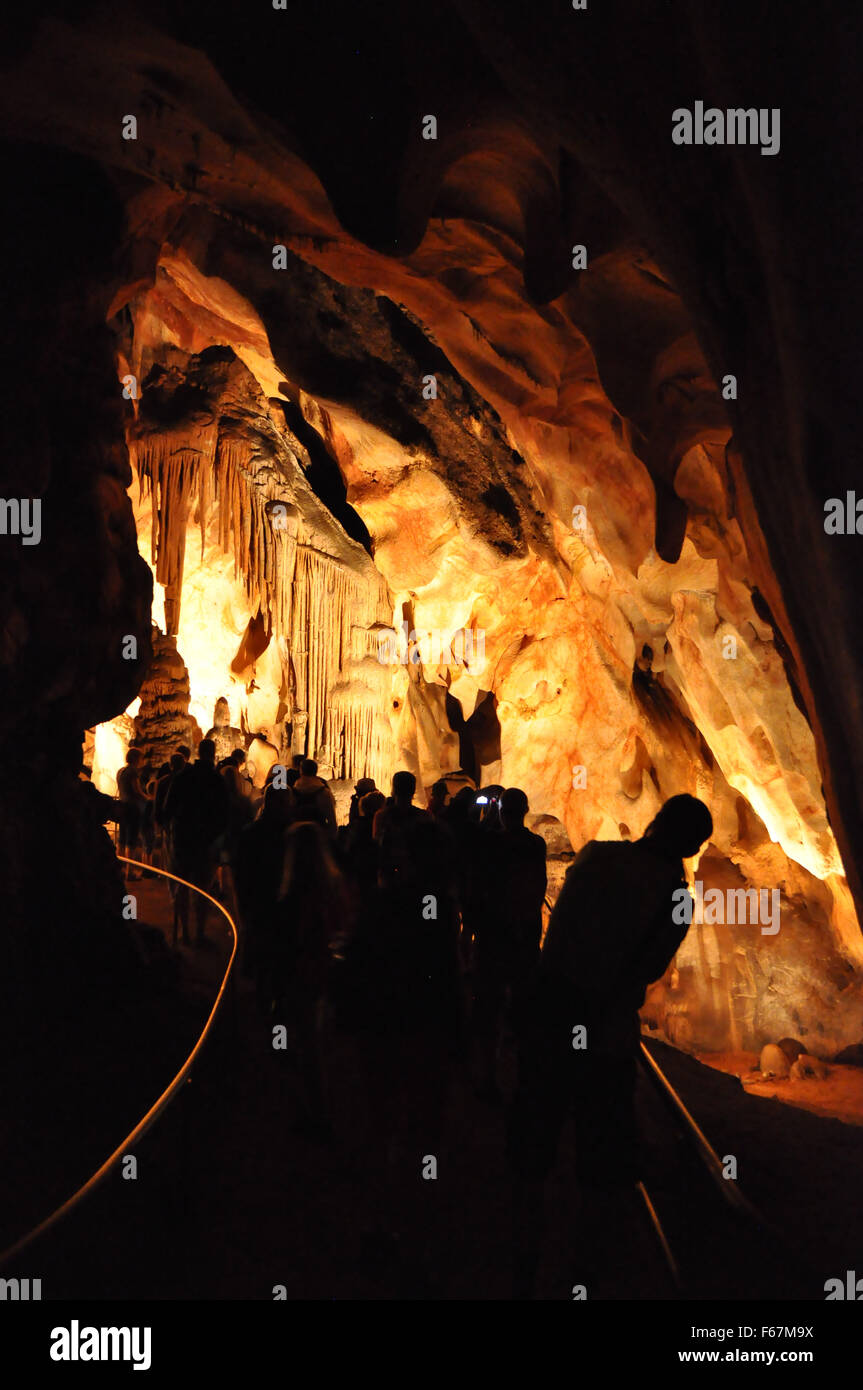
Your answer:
[2,0,863,1323]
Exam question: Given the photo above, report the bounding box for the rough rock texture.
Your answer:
[132,630,198,771]
[790,1055,829,1082]
[127,344,397,787]
[2,4,862,1055]
[204,698,244,764]
[759,1044,791,1080]
[0,142,152,1000]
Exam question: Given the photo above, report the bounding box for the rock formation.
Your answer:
[0,142,152,1007]
[204,697,244,764]
[132,631,199,770]
[2,3,862,1057]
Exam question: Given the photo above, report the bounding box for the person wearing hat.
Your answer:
[348,776,377,827]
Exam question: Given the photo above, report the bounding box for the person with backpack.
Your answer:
[116,747,148,876]
[507,793,713,1298]
[348,776,377,827]
[372,771,430,879]
[292,758,337,837]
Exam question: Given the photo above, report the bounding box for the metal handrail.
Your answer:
[0,855,238,1268]
[637,1039,763,1219]
[636,1180,681,1291]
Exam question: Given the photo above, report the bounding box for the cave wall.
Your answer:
[2,4,862,1054]
[126,342,397,787]
[0,143,152,997]
[99,179,862,1054]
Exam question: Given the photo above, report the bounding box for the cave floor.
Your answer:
[648,1039,863,1295]
[0,883,218,1255]
[696,1051,863,1127]
[12,872,863,1300]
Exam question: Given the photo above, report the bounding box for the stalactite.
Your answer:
[198,449,214,560]
[131,404,394,780]
[131,423,218,602]
[231,461,242,583]
[286,546,393,779]
[329,671,395,788]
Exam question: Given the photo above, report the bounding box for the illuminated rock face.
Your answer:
[107,240,863,1057]
[125,345,397,789]
[3,7,862,1053]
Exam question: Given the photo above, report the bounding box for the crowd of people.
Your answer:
[104,733,712,1296]
[112,743,547,1102]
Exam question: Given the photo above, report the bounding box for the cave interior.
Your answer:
[2,4,863,1115]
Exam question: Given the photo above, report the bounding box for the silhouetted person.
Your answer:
[353,774,462,1286]
[328,788,386,1045]
[344,789,385,920]
[476,785,504,833]
[139,761,160,869]
[445,785,484,967]
[235,784,295,1003]
[293,758,337,836]
[164,738,229,946]
[222,746,255,849]
[508,793,712,1299]
[348,776,377,826]
[474,788,547,1101]
[154,752,184,867]
[117,747,147,875]
[268,821,349,1137]
[445,784,479,826]
[428,778,449,820]
[373,771,431,884]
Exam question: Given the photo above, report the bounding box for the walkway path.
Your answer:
[17,869,863,1300]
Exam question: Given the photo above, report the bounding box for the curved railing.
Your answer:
[638,1038,763,1219]
[0,874,787,1284]
[0,856,238,1268]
